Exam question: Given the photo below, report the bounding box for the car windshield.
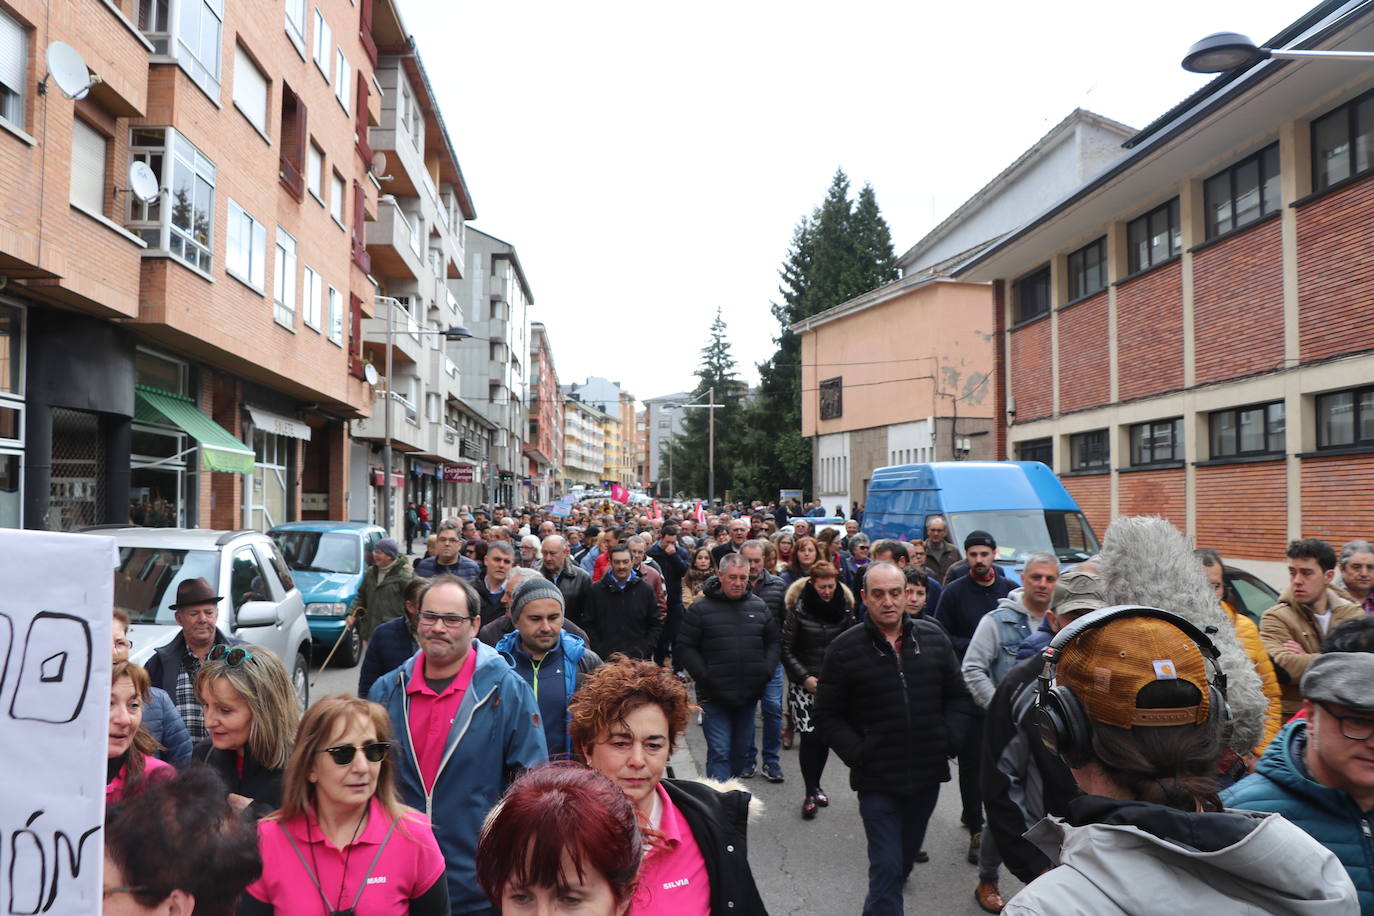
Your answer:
[272,531,360,574]
[948,509,1099,564]
[115,547,220,625]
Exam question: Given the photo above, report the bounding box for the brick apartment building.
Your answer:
[957,0,1374,582]
[526,320,563,505]
[0,0,387,530]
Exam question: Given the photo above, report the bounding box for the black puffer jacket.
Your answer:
[750,570,788,626]
[583,573,662,660]
[676,576,780,707]
[815,614,974,795]
[781,577,856,682]
[544,559,592,625]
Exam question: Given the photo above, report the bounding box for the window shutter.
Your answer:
[351,180,370,272]
[232,46,268,131]
[359,0,377,65]
[354,70,371,162]
[0,10,25,95]
[70,119,108,213]
[348,292,365,379]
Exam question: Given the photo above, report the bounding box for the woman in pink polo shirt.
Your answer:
[476,763,643,914]
[107,660,173,804]
[570,658,769,915]
[238,695,448,915]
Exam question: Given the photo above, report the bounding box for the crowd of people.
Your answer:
[100,496,1374,915]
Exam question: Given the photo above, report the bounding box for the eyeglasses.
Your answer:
[1317,702,1374,741]
[113,637,133,650]
[418,611,476,628]
[320,742,392,765]
[207,644,254,667]
[104,886,150,899]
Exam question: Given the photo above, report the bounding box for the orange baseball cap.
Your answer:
[1056,615,1210,729]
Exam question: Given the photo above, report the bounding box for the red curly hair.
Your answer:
[567,656,694,758]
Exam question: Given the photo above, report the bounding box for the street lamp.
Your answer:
[1182,32,1374,73]
[369,295,472,537]
[663,386,723,504]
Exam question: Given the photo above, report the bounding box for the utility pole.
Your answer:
[707,385,715,504]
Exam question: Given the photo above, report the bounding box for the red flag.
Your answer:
[650,500,661,520]
[610,483,629,504]
[694,500,707,525]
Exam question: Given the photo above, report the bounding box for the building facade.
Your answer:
[562,394,606,487]
[642,391,689,496]
[957,0,1374,582]
[526,321,562,504]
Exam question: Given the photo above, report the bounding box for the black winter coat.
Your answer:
[815,614,974,796]
[473,577,507,627]
[583,574,662,660]
[647,543,690,611]
[780,578,856,682]
[981,653,1080,883]
[144,627,238,698]
[676,577,780,707]
[661,778,769,915]
[356,615,418,698]
[750,571,787,626]
[544,560,592,624]
[193,739,284,820]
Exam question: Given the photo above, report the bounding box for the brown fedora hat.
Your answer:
[170,576,223,610]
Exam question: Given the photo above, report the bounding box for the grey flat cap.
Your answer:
[1301,652,1374,713]
[1052,571,1107,616]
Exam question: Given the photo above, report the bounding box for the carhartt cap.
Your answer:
[1057,615,1210,729]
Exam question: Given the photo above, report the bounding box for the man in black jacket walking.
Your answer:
[816,562,975,916]
[676,553,780,781]
[540,534,591,624]
[583,544,662,660]
[648,524,690,667]
[742,539,788,781]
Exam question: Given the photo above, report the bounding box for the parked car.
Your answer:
[98,526,313,709]
[1223,564,1281,626]
[862,461,1100,585]
[269,521,386,667]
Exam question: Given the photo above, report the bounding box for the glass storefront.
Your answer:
[132,349,192,527]
[250,428,289,531]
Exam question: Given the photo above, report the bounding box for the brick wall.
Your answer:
[1193,219,1284,385]
[1061,473,1110,541]
[1195,460,1286,561]
[1296,174,1374,363]
[1301,453,1374,545]
[1116,262,1184,401]
[1117,467,1186,527]
[1009,316,1052,422]
[1056,292,1109,413]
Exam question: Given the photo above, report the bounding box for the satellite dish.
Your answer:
[363,363,380,386]
[46,42,94,100]
[127,161,159,203]
[370,151,387,175]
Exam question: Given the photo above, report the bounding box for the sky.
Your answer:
[403,0,1301,405]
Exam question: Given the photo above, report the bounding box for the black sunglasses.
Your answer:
[320,742,392,765]
[207,644,253,667]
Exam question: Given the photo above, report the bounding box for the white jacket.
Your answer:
[1005,796,1358,916]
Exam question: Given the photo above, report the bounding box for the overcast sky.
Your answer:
[404,1,1299,405]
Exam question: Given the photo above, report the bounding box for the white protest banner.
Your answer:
[1,530,116,916]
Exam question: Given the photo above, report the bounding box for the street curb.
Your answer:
[670,733,700,779]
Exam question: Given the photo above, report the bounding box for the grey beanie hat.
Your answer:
[510,576,565,619]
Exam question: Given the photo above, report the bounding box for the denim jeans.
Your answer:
[701,701,758,781]
[747,664,784,768]
[857,787,941,916]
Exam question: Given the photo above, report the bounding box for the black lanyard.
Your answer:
[280,814,399,916]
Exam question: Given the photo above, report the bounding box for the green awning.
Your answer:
[135,386,255,474]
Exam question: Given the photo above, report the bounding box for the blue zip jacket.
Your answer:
[1223,718,1374,912]
[368,641,548,914]
[143,685,192,766]
[495,629,602,757]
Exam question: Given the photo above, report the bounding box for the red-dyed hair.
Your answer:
[476,762,642,906]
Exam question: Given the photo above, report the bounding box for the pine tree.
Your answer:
[734,169,898,502]
[664,309,746,500]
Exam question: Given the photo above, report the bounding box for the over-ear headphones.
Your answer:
[1036,605,1231,768]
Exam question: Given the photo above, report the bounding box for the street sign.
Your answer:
[443,465,476,483]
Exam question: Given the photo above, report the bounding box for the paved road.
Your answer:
[308,655,1025,914]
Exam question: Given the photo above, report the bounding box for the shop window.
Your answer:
[49,408,104,531]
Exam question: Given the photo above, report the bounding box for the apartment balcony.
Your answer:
[366,203,424,280]
[362,298,423,373]
[353,392,426,452]
[370,68,431,202]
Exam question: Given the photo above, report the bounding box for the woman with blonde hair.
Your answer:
[193,644,300,819]
[239,695,447,914]
[107,659,173,804]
